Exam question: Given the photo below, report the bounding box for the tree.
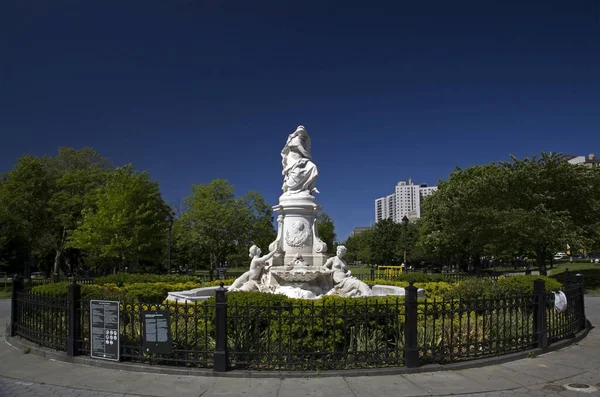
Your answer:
[0,155,54,276]
[418,152,600,275]
[67,165,168,271]
[172,216,208,272]
[179,180,274,279]
[370,219,401,266]
[226,191,276,268]
[344,228,372,264]
[317,212,336,254]
[46,147,111,275]
[240,191,276,251]
[395,220,424,264]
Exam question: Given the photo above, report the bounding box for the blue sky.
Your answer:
[1,1,599,241]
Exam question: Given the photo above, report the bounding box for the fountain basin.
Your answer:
[166,284,426,303]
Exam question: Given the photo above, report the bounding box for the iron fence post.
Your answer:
[575,273,586,329]
[67,282,81,356]
[404,281,419,368]
[214,282,228,372]
[533,279,548,349]
[10,276,23,337]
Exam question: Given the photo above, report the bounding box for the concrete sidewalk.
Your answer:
[1,298,599,397]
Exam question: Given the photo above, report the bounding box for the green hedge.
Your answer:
[31,281,204,303]
[31,275,562,303]
[445,275,561,300]
[375,273,466,283]
[202,291,405,369]
[551,269,600,292]
[95,273,204,286]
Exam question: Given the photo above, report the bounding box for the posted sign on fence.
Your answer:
[90,300,120,361]
[143,311,172,355]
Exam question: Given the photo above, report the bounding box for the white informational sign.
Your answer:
[90,300,120,361]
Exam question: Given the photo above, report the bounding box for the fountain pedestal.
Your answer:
[268,193,328,268]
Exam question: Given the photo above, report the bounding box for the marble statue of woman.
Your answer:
[322,246,372,297]
[229,245,276,292]
[281,125,319,195]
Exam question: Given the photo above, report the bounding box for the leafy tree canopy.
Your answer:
[418,152,600,274]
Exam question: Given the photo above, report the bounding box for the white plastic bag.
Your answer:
[553,291,568,312]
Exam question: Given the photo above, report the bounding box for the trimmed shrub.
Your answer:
[375,273,466,283]
[95,273,203,287]
[30,281,203,303]
[551,269,600,292]
[445,275,561,300]
[213,292,405,369]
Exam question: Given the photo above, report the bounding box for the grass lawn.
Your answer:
[0,281,11,299]
[547,262,600,295]
[548,261,600,276]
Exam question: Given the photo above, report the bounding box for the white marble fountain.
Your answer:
[167,126,424,303]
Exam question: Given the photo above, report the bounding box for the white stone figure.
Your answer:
[165,124,429,301]
[322,246,372,297]
[281,125,319,195]
[229,245,276,292]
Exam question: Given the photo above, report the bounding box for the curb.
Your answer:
[4,324,591,379]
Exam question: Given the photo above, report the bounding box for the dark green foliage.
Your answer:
[317,212,336,253]
[419,152,600,274]
[31,280,203,303]
[370,219,401,265]
[95,273,203,286]
[208,292,405,370]
[445,275,561,300]
[550,268,600,292]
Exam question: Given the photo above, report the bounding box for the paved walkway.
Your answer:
[1,298,599,397]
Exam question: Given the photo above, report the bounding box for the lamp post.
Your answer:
[402,215,409,264]
[166,212,174,274]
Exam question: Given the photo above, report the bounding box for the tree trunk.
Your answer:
[536,245,547,276]
[209,252,215,281]
[473,254,482,274]
[53,249,62,277]
[53,228,67,276]
[65,256,72,277]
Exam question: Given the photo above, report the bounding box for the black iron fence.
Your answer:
[417,293,535,363]
[11,282,69,351]
[226,298,405,370]
[28,277,95,286]
[10,274,588,372]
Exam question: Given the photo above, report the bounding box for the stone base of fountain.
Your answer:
[165,284,426,303]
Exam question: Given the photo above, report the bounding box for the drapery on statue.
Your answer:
[229,245,276,292]
[322,246,372,297]
[281,125,319,195]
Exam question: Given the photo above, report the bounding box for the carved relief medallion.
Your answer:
[285,219,311,247]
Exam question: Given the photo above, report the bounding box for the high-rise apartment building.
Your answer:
[374,179,437,223]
